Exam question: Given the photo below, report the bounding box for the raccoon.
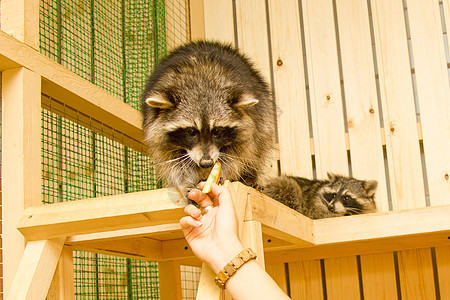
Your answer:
[141,41,275,196]
[263,173,378,219]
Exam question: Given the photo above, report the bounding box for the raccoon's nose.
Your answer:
[199,158,214,168]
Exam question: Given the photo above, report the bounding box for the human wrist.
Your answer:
[206,239,244,274]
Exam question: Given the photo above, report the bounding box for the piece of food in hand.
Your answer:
[202,162,221,193]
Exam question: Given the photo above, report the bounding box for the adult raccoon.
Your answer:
[141,41,275,196]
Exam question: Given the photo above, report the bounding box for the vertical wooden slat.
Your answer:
[189,0,205,40]
[203,0,235,44]
[47,246,75,300]
[288,260,324,300]
[0,0,40,49]
[359,252,398,300]
[2,68,41,297]
[324,256,360,300]
[370,0,425,210]
[265,263,288,294]
[159,260,182,300]
[234,0,277,175]
[435,246,450,299]
[406,0,450,206]
[397,248,437,299]
[234,0,271,79]
[444,0,450,51]
[267,0,313,178]
[301,1,357,297]
[241,221,265,269]
[334,0,388,211]
[301,0,348,177]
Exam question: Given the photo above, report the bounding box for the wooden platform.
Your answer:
[9,182,450,299]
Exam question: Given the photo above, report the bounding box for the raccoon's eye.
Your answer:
[186,127,198,136]
[332,193,337,199]
[211,127,221,137]
[343,195,351,201]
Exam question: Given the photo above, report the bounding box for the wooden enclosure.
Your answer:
[1,0,450,299]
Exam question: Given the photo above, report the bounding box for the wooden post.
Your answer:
[1,67,42,296]
[159,260,182,300]
[47,246,76,300]
[0,0,39,49]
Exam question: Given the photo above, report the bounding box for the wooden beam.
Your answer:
[18,188,186,240]
[2,67,41,296]
[72,238,163,262]
[313,205,450,244]
[7,238,65,300]
[0,30,144,145]
[264,205,450,263]
[66,223,182,244]
[246,189,315,246]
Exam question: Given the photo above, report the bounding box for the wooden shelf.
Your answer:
[17,182,450,264]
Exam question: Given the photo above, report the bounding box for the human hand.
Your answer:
[180,182,244,273]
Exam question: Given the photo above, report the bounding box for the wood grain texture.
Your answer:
[334,0,388,211]
[265,263,288,294]
[0,0,39,48]
[203,0,235,44]
[159,261,182,300]
[7,238,65,300]
[406,0,450,206]
[370,0,426,209]
[47,246,75,300]
[288,260,324,300]
[435,246,450,299]
[267,0,313,177]
[397,248,437,299]
[324,256,360,300]
[2,67,41,296]
[18,188,186,240]
[301,0,348,176]
[359,252,398,300]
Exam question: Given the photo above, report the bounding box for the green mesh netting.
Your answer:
[39,0,169,298]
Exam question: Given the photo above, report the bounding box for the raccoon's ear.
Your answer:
[145,94,173,109]
[327,172,337,181]
[235,94,259,108]
[364,180,378,197]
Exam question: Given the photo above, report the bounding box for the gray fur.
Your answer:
[263,173,377,219]
[141,41,275,195]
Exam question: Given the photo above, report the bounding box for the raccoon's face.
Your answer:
[142,74,260,192]
[141,41,275,195]
[319,173,378,216]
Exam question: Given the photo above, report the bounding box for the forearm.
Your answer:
[223,260,290,300]
[205,242,290,300]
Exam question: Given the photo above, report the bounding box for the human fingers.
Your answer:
[210,183,234,208]
[184,204,202,220]
[179,215,202,232]
[188,188,214,208]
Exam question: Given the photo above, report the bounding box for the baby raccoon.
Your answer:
[141,41,275,195]
[263,173,377,219]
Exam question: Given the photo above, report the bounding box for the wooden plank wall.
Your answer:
[201,0,450,299]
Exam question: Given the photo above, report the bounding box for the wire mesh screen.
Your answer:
[39,0,167,110]
[39,0,195,298]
